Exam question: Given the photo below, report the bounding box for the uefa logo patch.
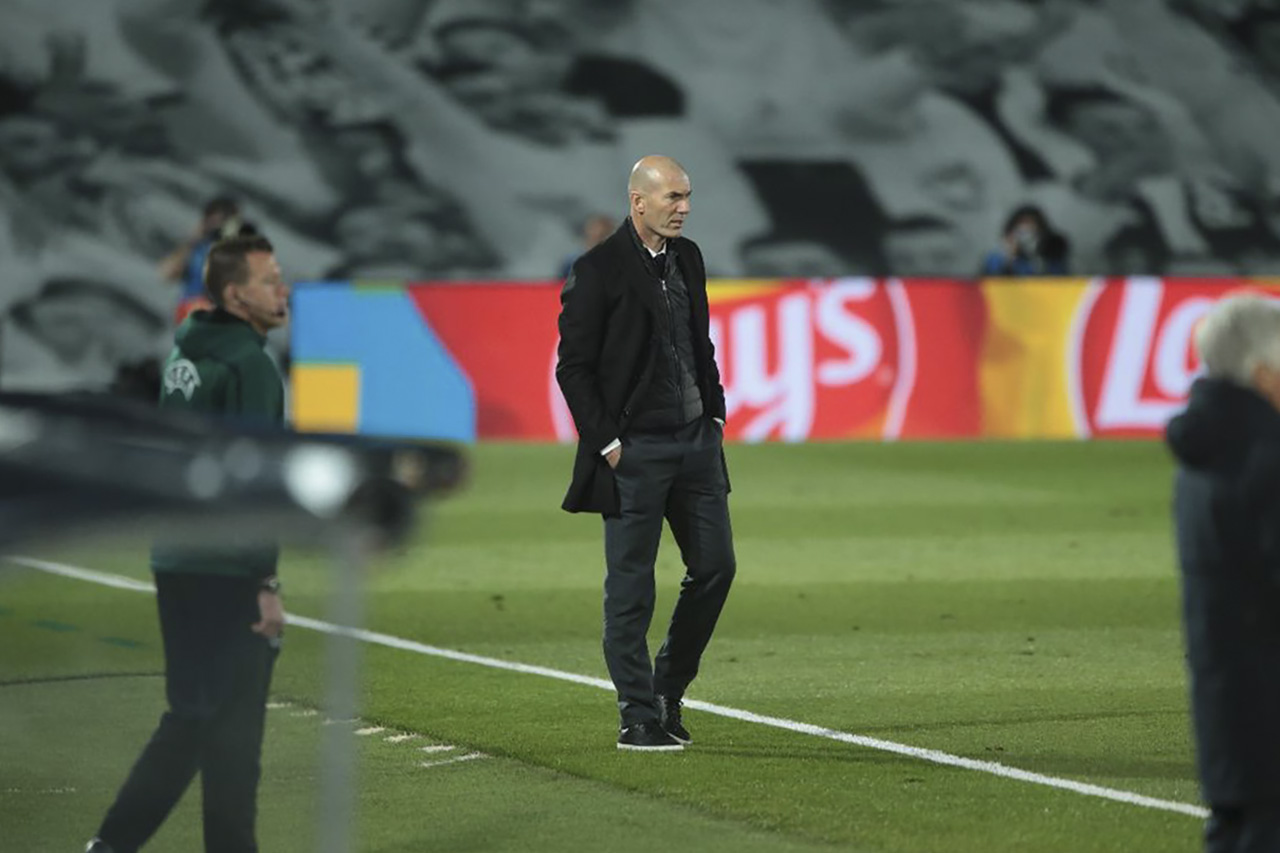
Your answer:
[163,358,202,401]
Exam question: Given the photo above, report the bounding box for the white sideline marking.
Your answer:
[355,727,386,737]
[14,559,156,594]
[266,702,293,711]
[420,752,484,770]
[384,734,418,744]
[420,744,455,754]
[9,556,1210,819]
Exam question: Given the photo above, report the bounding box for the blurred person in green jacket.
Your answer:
[86,234,290,853]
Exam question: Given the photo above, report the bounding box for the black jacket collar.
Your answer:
[1167,377,1280,472]
[625,216,676,264]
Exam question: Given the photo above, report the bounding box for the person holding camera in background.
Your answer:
[982,204,1070,276]
[159,196,256,326]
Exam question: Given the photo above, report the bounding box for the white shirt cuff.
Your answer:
[600,438,622,456]
[713,418,724,427]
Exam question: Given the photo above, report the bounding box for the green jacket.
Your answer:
[150,309,286,579]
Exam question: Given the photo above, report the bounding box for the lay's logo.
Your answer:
[709,278,913,442]
[1071,278,1280,437]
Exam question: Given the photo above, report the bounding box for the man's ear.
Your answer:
[1253,363,1280,412]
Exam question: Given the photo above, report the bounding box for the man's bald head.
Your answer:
[627,155,692,249]
[628,155,688,194]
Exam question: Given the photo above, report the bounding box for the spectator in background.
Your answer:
[559,213,616,278]
[982,205,1069,276]
[158,196,252,326]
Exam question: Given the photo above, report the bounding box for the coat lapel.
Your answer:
[610,223,665,321]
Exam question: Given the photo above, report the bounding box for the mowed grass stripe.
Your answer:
[1,676,846,853]
[4,441,1200,851]
[9,556,1206,822]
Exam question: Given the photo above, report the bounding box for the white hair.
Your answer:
[1194,295,1280,386]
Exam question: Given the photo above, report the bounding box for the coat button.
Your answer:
[623,407,631,417]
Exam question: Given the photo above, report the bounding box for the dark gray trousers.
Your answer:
[603,417,736,727]
[97,574,277,853]
[1206,805,1280,853]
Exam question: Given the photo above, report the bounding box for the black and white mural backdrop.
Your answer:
[5,0,1280,391]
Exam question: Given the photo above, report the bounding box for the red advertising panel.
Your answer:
[1074,278,1280,437]
[409,283,563,439]
[406,278,986,441]
[369,277,1280,442]
[706,279,983,441]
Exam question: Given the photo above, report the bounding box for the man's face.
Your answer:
[884,226,966,277]
[227,252,289,333]
[1010,214,1042,236]
[632,172,692,242]
[1254,362,1280,413]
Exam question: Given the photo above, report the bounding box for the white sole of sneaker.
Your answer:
[616,743,684,752]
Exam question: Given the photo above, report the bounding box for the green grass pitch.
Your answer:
[0,440,1204,852]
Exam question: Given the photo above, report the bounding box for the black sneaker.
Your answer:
[84,840,114,853]
[617,720,683,751]
[657,694,692,744]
